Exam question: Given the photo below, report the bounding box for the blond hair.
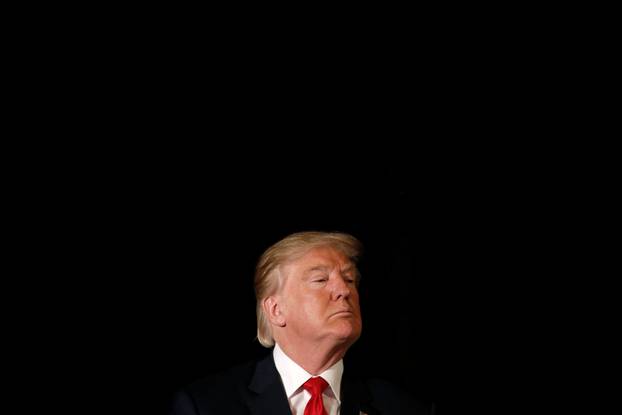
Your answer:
[254,231,363,348]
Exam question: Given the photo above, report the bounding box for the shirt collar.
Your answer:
[273,343,344,403]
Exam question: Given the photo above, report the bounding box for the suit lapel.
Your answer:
[340,374,361,415]
[246,353,292,415]
[244,354,383,415]
[341,371,380,415]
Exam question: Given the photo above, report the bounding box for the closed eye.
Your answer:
[311,275,328,283]
[343,274,356,283]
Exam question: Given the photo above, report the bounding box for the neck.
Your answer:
[275,338,350,375]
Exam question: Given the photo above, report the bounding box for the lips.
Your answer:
[331,310,354,317]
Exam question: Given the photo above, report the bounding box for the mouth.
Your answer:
[331,310,354,318]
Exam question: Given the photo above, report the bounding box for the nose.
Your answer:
[331,275,352,301]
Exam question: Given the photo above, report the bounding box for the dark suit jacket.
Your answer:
[169,353,434,415]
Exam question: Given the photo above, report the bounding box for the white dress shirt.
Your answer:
[273,343,344,415]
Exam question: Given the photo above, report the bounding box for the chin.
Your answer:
[332,322,362,344]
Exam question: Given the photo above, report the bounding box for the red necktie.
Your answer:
[303,376,329,415]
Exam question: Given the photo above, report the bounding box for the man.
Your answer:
[170,231,433,414]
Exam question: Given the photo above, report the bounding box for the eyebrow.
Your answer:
[304,265,331,276]
[341,265,355,274]
[303,264,356,277]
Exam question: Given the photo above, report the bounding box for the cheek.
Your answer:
[293,292,324,316]
[351,291,361,306]
[354,299,363,318]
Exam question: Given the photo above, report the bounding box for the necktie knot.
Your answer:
[303,376,329,395]
[302,377,329,415]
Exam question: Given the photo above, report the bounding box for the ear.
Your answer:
[263,296,286,327]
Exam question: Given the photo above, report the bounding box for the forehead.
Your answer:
[284,245,353,272]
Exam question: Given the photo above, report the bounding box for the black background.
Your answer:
[11,8,587,413]
[44,157,547,415]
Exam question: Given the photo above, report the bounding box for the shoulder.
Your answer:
[363,378,435,415]
[187,360,256,396]
[169,359,257,414]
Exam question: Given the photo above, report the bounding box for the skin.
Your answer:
[263,245,363,375]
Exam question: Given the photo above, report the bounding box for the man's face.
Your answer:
[278,245,362,348]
